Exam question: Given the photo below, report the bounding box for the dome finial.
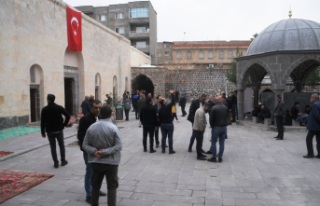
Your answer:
[288,6,292,19]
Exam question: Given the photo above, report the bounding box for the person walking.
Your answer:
[153,95,162,148]
[207,96,229,163]
[172,102,178,122]
[140,97,158,153]
[40,94,70,168]
[231,92,237,122]
[193,103,210,160]
[123,95,131,121]
[137,93,147,127]
[81,96,91,115]
[179,93,187,117]
[187,94,207,153]
[274,94,285,140]
[303,94,320,158]
[82,106,122,206]
[159,90,176,154]
[77,100,106,204]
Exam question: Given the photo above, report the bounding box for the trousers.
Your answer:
[143,125,155,149]
[47,131,65,164]
[306,130,320,156]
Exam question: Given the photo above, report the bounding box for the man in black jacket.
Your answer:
[231,92,237,122]
[153,95,162,148]
[137,94,147,127]
[179,94,187,117]
[274,94,285,140]
[41,94,70,169]
[140,97,158,153]
[187,94,207,152]
[77,100,106,204]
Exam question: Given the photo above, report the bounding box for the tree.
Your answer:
[306,67,320,86]
[226,47,243,84]
[250,33,258,41]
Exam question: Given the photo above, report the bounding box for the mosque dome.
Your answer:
[246,18,320,56]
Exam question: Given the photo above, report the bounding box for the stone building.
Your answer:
[157,41,251,70]
[76,1,157,64]
[0,0,150,129]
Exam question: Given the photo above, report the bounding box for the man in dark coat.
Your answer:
[179,93,187,117]
[231,92,237,122]
[187,94,207,152]
[303,94,320,158]
[77,100,106,204]
[137,94,147,127]
[41,94,70,168]
[153,95,162,148]
[81,96,91,115]
[274,94,285,140]
[257,104,271,123]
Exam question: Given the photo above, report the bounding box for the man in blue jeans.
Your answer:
[207,96,229,163]
[77,100,106,204]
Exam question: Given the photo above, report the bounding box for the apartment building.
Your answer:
[76,1,157,64]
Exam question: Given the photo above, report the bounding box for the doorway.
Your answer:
[30,88,39,122]
[64,78,74,115]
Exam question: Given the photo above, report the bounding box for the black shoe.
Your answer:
[207,158,217,163]
[99,191,106,196]
[225,135,228,139]
[85,197,91,204]
[61,160,68,166]
[201,149,206,153]
[205,150,212,154]
[315,155,320,159]
[276,138,283,140]
[54,162,59,169]
[303,155,314,158]
[169,151,176,154]
[188,149,192,153]
[150,149,156,153]
[218,158,223,163]
[144,149,148,152]
[199,154,207,158]
[197,156,207,160]
[274,136,279,138]
[162,151,165,154]
[155,144,159,148]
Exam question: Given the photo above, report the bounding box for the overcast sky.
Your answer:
[64,0,320,42]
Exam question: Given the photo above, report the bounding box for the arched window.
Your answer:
[208,50,213,59]
[199,50,204,59]
[219,51,224,59]
[187,51,192,59]
[176,51,182,59]
[228,50,233,58]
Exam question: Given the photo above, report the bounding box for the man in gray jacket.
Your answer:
[82,106,122,206]
[274,94,285,140]
[193,103,210,160]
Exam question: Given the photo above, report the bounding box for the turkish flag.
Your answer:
[67,6,82,51]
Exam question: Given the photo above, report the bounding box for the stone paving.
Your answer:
[1,105,320,206]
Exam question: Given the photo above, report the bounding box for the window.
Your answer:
[164,44,172,48]
[136,42,146,48]
[158,53,162,57]
[228,50,233,58]
[187,51,192,59]
[199,50,204,59]
[100,15,107,21]
[116,27,125,34]
[208,50,213,59]
[116,13,124,19]
[176,51,182,59]
[136,27,147,33]
[219,51,224,59]
[129,8,149,18]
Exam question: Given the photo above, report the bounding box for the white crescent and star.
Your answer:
[71,17,79,35]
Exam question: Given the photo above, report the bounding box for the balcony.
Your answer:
[132,45,150,53]
[129,17,149,24]
[129,30,150,39]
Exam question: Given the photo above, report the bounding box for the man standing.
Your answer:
[274,94,285,140]
[41,94,70,168]
[208,95,214,108]
[179,93,187,117]
[81,96,91,115]
[193,103,210,160]
[82,106,122,206]
[140,97,158,153]
[303,94,320,158]
[153,95,162,148]
[132,91,140,119]
[187,94,207,152]
[231,92,237,122]
[123,95,131,121]
[137,94,147,128]
[207,97,229,163]
[77,100,106,204]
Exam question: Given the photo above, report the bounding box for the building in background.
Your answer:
[157,41,251,70]
[76,1,157,64]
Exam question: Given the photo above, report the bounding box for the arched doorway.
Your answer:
[95,73,101,101]
[29,64,44,122]
[63,49,84,115]
[131,74,155,97]
[113,75,118,101]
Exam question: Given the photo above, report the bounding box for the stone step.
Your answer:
[236,120,308,133]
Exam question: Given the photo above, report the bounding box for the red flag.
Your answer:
[67,6,82,51]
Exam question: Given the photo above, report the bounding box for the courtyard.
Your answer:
[0,107,320,206]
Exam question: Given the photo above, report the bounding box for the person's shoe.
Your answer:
[276,138,283,140]
[207,158,217,163]
[197,156,207,160]
[54,162,59,169]
[199,154,207,158]
[225,135,228,139]
[205,150,212,154]
[315,155,320,159]
[169,151,176,154]
[85,197,91,204]
[218,158,223,163]
[155,144,159,148]
[162,151,165,154]
[150,149,156,153]
[99,191,106,196]
[61,160,68,166]
[303,155,314,158]
[201,149,206,153]
[188,149,192,152]
[144,149,148,152]
[274,136,279,138]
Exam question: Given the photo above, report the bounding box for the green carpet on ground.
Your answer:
[0,126,41,140]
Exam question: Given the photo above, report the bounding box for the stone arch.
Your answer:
[240,63,271,88]
[29,64,44,122]
[95,73,101,101]
[131,74,155,97]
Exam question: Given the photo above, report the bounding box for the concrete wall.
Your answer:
[0,0,150,129]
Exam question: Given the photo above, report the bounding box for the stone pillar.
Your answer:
[253,85,260,108]
[237,89,245,120]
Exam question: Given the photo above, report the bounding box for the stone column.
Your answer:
[237,89,245,120]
